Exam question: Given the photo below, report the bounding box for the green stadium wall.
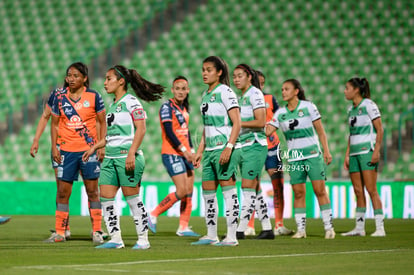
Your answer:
[1,181,413,219]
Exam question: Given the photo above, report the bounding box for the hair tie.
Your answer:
[114,67,126,80]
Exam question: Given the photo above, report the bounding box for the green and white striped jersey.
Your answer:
[348,98,381,156]
[200,84,239,151]
[269,100,321,162]
[239,86,267,147]
[105,93,146,158]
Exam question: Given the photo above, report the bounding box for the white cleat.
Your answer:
[371,228,386,237]
[325,228,336,239]
[244,226,256,236]
[341,228,366,237]
[274,226,293,236]
[291,230,307,239]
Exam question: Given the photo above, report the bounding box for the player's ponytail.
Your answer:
[235,63,261,90]
[203,56,230,86]
[348,77,371,99]
[284,79,306,100]
[111,65,165,102]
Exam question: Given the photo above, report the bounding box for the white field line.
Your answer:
[14,249,409,271]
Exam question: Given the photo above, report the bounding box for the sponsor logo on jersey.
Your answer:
[62,102,71,108]
[64,108,73,115]
[67,115,83,129]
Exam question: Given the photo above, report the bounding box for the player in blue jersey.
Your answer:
[150,76,199,237]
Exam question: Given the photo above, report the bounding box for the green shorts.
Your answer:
[349,151,378,173]
[289,154,326,185]
[240,142,267,180]
[202,148,240,182]
[99,154,145,187]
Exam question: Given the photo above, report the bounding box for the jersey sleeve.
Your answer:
[367,100,381,120]
[251,90,266,110]
[269,111,280,128]
[221,87,239,111]
[309,102,321,121]
[95,91,106,113]
[272,95,279,113]
[46,89,57,109]
[159,102,173,123]
[128,96,146,121]
[50,93,61,116]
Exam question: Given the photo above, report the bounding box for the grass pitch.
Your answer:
[0,216,413,274]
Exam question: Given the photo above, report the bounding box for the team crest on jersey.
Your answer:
[298,110,304,117]
[74,102,83,110]
[116,104,122,112]
[83,100,90,108]
[210,94,216,102]
[358,108,362,115]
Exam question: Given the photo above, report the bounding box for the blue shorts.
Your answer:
[162,154,194,177]
[265,144,283,171]
[57,150,101,182]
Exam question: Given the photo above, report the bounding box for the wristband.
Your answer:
[180,146,187,153]
[191,148,195,154]
[226,143,234,149]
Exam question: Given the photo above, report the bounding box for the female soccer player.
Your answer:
[245,70,293,237]
[30,88,72,238]
[149,76,199,237]
[342,77,385,237]
[192,56,241,246]
[45,62,106,244]
[232,64,274,240]
[83,65,165,249]
[266,79,335,239]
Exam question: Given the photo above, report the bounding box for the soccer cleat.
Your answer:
[244,226,256,236]
[371,228,386,237]
[236,231,245,240]
[50,229,71,239]
[176,227,200,237]
[341,228,366,237]
[44,232,66,243]
[132,240,150,250]
[92,231,105,244]
[191,235,219,245]
[95,242,125,249]
[213,237,239,247]
[274,226,293,236]
[148,215,157,234]
[325,228,336,239]
[291,230,307,239]
[89,230,109,240]
[0,216,11,225]
[255,230,275,240]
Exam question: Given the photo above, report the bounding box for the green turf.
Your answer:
[0,216,413,274]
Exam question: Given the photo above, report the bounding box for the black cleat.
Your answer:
[255,230,275,240]
[236,231,245,240]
